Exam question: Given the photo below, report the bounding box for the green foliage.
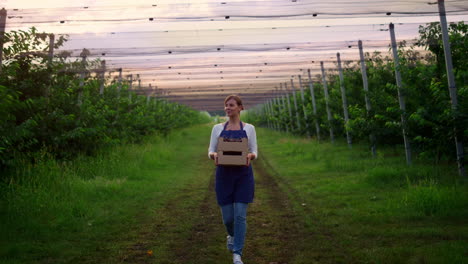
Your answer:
[403,179,466,217]
[0,27,210,169]
[245,21,468,163]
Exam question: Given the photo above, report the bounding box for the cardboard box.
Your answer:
[217,137,248,166]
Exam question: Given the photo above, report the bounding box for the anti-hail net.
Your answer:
[3,0,468,110]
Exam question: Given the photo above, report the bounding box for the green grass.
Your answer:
[2,124,468,264]
[0,124,213,264]
[257,128,468,264]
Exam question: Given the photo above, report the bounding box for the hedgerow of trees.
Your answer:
[0,27,211,169]
[245,22,467,163]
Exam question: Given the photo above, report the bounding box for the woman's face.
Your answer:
[224,98,242,117]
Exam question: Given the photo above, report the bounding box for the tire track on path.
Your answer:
[259,153,352,264]
[116,152,307,264]
[244,155,304,264]
[171,153,306,263]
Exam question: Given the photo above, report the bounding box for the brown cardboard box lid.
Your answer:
[217,152,248,166]
[217,137,248,152]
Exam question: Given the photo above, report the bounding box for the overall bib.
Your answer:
[215,121,255,206]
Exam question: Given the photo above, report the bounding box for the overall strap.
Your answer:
[223,121,244,131]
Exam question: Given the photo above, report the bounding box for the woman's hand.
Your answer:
[210,152,218,165]
[246,153,256,166]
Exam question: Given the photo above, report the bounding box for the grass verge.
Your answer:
[0,124,213,264]
[257,128,468,264]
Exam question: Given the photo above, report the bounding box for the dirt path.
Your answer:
[113,152,307,264]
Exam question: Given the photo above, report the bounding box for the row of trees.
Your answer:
[244,22,467,164]
[0,27,211,169]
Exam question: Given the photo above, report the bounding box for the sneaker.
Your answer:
[233,253,243,264]
[226,235,234,252]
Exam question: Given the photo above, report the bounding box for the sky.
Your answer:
[2,0,468,110]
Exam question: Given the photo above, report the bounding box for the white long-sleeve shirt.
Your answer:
[208,123,258,159]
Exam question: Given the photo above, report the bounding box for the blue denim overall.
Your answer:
[215,121,255,206]
[215,121,254,256]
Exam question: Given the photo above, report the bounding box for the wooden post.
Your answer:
[117,68,122,98]
[272,98,278,130]
[78,50,87,106]
[438,0,465,176]
[273,87,279,131]
[138,78,142,103]
[0,8,7,74]
[358,40,377,157]
[128,74,133,101]
[390,23,412,165]
[276,86,285,132]
[280,83,289,133]
[273,87,281,131]
[147,83,152,106]
[272,91,280,131]
[337,53,352,148]
[265,100,272,129]
[307,69,320,141]
[284,82,294,132]
[99,60,106,95]
[271,98,277,130]
[298,75,311,138]
[265,100,273,129]
[267,99,275,129]
[45,33,55,98]
[321,61,334,143]
[290,79,302,131]
[48,34,55,65]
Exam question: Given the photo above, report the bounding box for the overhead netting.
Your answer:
[4,0,468,110]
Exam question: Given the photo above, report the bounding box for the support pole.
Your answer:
[273,88,281,131]
[298,75,311,138]
[320,62,334,143]
[138,77,142,103]
[78,49,87,106]
[280,83,289,133]
[307,69,320,141]
[290,79,302,132]
[128,74,133,101]
[390,23,412,165]
[99,60,106,95]
[147,83,152,106]
[0,8,6,75]
[438,0,465,176]
[274,87,281,131]
[45,34,55,98]
[48,34,55,65]
[117,68,122,98]
[337,53,352,148]
[266,100,272,129]
[284,82,294,132]
[271,93,277,130]
[359,40,377,157]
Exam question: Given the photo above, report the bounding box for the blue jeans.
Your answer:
[220,202,248,256]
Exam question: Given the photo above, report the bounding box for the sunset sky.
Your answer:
[2,0,468,110]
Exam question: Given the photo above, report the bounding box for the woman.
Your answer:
[208,95,257,264]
